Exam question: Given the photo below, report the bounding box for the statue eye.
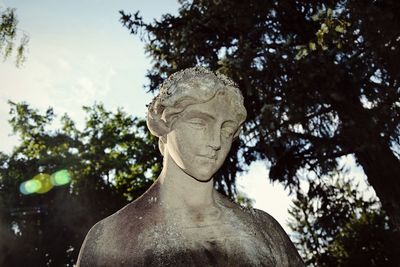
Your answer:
[187,118,206,128]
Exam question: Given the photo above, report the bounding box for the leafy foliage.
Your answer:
[288,172,400,266]
[120,0,400,230]
[0,7,28,66]
[0,102,161,266]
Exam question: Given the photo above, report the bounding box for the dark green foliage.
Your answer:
[0,102,161,266]
[120,0,400,230]
[0,7,28,66]
[288,173,400,266]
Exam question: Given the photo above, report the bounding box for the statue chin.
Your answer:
[180,159,221,183]
[186,171,213,183]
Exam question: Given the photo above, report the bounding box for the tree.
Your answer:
[288,172,400,266]
[120,0,400,230]
[0,100,252,266]
[0,102,161,266]
[0,7,28,66]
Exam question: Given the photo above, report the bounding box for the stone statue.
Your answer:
[77,67,304,266]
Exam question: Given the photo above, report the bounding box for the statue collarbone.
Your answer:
[77,68,304,267]
[91,186,279,266]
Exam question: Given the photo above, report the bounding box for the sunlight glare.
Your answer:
[51,169,72,186]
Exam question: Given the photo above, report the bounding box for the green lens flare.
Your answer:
[33,173,53,194]
[20,179,41,195]
[51,169,71,186]
[19,169,71,195]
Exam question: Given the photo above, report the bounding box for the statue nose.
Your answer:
[208,130,221,151]
[209,143,221,151]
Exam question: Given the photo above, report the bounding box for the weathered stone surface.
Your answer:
[77,67,304,266]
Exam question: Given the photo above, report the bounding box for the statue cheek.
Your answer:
[221,141,232,155]
[173,131,196,157]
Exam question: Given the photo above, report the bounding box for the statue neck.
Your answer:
[157,153,216,211]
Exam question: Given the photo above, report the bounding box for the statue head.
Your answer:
[147,67,247,181]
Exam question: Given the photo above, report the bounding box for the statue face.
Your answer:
[165,91,239,181]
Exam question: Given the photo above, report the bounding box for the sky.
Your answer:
[0,0,374,234]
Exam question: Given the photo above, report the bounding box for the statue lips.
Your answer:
[198,154,217,161]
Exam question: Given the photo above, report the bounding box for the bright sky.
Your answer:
[0,0,373,234]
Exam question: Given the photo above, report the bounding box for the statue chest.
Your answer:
[136,221,276,266]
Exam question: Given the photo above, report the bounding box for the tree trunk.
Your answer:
[354,143,400,232]
[337,99,400,232]
[332,77,400,232]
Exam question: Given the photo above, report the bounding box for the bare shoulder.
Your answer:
[217,194,304,266]
[76,203,134,266]
[77,196,155,266]
[77,183,162,266]
[246,208,304,266]
[76,216,106,266]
